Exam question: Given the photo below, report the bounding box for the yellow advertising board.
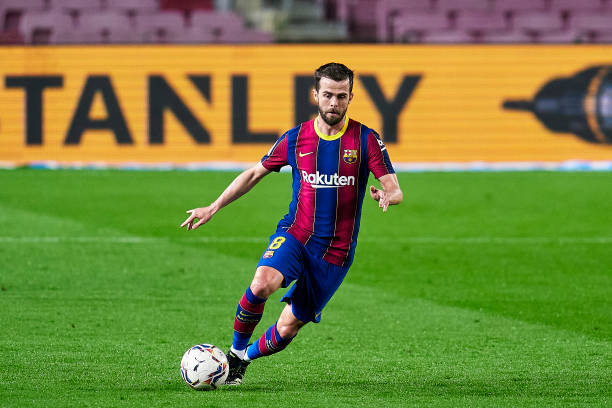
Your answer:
[1,45,612,167]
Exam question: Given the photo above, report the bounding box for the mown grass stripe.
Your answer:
[1,236,612,244]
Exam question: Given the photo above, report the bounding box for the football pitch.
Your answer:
[0,169,610,407]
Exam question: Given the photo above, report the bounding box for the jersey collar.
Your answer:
[314,116,349,141]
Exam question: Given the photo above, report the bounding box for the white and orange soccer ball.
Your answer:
[180,344,229,390]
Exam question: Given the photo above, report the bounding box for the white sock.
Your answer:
[230,346,246,360]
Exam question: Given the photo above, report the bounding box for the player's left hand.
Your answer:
[369,185,390,212]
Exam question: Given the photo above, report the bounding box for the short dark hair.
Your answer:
[314,62,354,93]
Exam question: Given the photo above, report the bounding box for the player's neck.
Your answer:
[315,115,346,136]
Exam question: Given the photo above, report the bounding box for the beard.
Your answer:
[318,106,346,126]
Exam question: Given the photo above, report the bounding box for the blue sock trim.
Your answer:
[233,332,251,351]
[246,338,260,360]
[246,323,295,361]
[245,287,267,304]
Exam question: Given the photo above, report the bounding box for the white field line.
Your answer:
[0,236,611,244]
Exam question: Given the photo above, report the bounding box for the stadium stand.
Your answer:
[437,0,492,12]
[2,0,271,44]
[374,0,432,41]
[345,0,377,41]
[19,11,73,44]
[106,0,159,15]
[160,0,213,12]
[481,29,532,44]
[513,11,566,36]
[69,12,136,44]
[567,11,612,43]
[275,0,347,42]
[191,10,273,43]
[0,0,47,14]
[2,0,612,44]
[391,11,449,43]
[135,10,185,43]
[496,0,548,13]
[51,0,102,13]
[537,28,587,43]
[549,0,605,12]
[455,10,508,33]
[421,28,476,43]
[571,11,612,33]
[0,0,46,43]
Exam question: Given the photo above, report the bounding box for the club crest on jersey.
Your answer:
[343,149,358,164]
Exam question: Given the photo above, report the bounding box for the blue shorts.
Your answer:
[257,231,350,324]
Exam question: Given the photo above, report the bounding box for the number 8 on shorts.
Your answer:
[269,237,286,250]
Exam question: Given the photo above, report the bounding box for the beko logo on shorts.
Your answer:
[301,170,355,189]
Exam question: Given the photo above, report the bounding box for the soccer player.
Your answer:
[180,62,402,385]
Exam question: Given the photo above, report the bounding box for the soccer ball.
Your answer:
[180,344,229,390]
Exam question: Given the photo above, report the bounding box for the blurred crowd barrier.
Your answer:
[1,44,612,167]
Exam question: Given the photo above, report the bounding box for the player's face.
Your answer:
[313,77,353,126]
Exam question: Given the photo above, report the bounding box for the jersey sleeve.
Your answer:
[366,130,396,179]
[260,133,289,172]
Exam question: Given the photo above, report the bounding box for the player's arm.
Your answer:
[369,173,402,212]
[180,162,271,231]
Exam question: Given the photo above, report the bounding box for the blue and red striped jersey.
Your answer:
[260,117,395,266]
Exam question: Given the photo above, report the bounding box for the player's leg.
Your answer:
[226,266,284,385]
[226,232,305,385]
[230,265,284,358]
[244,304,306,361]
[243,254,351,362]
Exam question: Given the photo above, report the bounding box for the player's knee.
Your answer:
[250,266,283,298]
[249,281,271,298]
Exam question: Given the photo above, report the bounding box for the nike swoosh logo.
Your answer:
[299,151,314,157]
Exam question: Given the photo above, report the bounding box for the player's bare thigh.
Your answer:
[250,265,284,298]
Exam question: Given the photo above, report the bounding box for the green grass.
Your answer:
[0,169,610,407]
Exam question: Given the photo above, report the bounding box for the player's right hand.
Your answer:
[180,207,214,231]
[369,185,390,212]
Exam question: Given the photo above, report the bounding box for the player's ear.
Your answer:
[348,92,353,104]
[312,88,318,103]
